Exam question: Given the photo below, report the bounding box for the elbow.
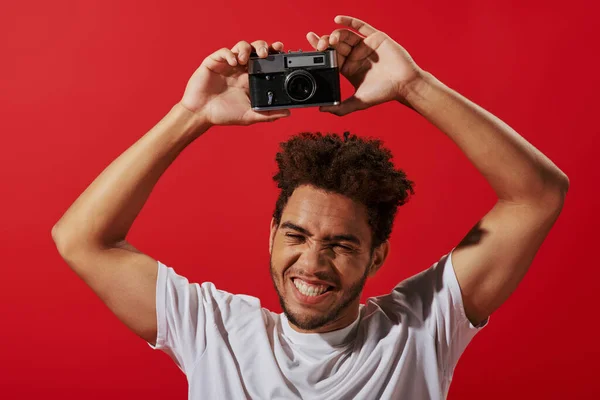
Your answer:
[560,174,570,195]
[51,222,72,259]
[539,172,570,206]
[548,166,570,192]
[51,222,83,262]
[52,224,90,274]
[52,223,91,277]
[51,222,61,244]
[543,174,570,213]
[517,174,570,212]
[552,173,570,205]
[52,223,109,268]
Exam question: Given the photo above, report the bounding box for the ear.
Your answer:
[269,217,278,255]
[368,240,390,277]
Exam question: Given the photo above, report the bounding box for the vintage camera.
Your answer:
[248,48,341,111]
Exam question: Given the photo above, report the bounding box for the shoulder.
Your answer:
[159,263,269,323]
[362,254,451,330]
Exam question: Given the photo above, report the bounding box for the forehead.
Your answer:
[281,185,371,239]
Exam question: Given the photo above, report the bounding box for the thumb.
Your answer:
[319,95,365,116]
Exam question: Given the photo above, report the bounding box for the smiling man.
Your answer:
[268,141,407,335]
[52,15,569,400]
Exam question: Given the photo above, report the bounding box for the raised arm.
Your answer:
[51,40,289,345]
[398,69,568,326]
[308,16,569,326]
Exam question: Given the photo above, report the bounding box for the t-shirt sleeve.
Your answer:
[146,261,225,375]
[429,247,489,377]
[390,248,489,378]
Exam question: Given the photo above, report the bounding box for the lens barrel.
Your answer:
[284,70,317,102]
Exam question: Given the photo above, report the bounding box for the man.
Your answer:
[52,15,569,399]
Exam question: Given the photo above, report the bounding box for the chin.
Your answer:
[284,307,333,331]
[281,291,345,331]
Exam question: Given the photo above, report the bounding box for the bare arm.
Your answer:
[52,40,289,345]
[52,105,207,251]
[311,15,569,327]
[52,105,209,344]
[401,72,569,326]
[402,72,569,204]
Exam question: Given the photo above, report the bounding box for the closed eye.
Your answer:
[285,233,354,251]
[285,233,305,241]
[332,244,353,251]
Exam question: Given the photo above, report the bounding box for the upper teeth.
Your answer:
[293,279,328,297]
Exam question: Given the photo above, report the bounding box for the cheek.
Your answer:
[270,247,292,278]
[337,259,369,285]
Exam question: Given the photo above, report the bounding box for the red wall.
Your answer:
[1,0,598,398]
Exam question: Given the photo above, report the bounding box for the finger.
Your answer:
[207,47,238,67]
[248,109,291,123]
[334,15,377,36]
[270,41,284,53]
[306,32,348,67]
[250,40,270,58]
[231,41,253,65]
[320,95,365,116]
[330,40,352,58]
[232,41,284,65]
[308,30,355,54]
[306,32,320,50]
[317,35,330,51]
[330,29,363,47]
[325,37,351,67]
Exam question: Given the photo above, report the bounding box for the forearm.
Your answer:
[401,71,569,204]
[52,103,210,252]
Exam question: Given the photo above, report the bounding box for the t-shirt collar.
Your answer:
[280,311,361,348]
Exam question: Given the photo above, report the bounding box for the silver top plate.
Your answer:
[248,49,338,75]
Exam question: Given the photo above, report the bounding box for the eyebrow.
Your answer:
[280,221,362,246]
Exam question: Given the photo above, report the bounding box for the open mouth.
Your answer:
[291,278,334,300]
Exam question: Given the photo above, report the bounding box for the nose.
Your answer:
[298,242,330,274]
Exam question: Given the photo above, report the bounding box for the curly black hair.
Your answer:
[272,131,415,250]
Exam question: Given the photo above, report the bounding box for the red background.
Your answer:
[1,0,598,398]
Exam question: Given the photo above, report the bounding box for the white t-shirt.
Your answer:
[148,248,488,399]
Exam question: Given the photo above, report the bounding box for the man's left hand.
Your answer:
[307,15,423,116]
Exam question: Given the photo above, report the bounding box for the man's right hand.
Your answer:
[180,40,291,127]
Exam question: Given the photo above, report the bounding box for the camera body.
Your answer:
[248,48,341,111]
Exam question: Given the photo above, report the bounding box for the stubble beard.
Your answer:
[270,256,370,331]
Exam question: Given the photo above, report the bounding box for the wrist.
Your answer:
[395,69,433,108]
[172,102,213,137]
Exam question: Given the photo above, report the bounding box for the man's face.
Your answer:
[269,185,388,333]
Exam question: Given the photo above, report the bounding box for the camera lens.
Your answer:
[284,70,316,102]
